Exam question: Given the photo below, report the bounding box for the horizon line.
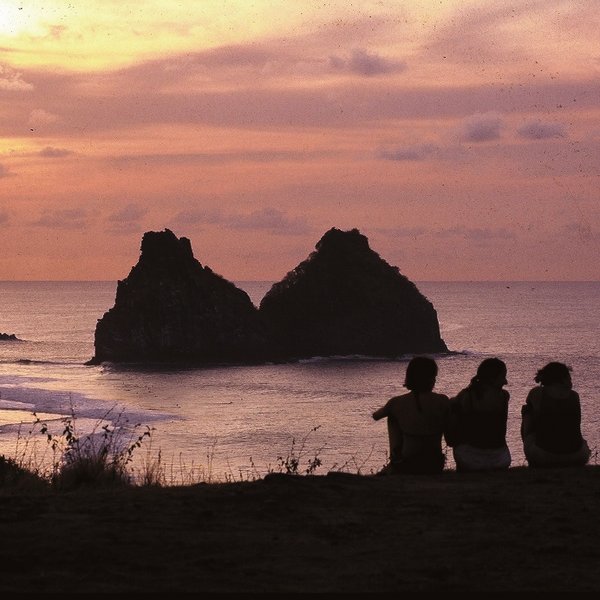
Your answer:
[0,279,597,284]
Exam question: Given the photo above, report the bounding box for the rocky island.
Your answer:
[260,227,447,359]
[89,229,269,364]
[90,227,447,364]
[0,333,20,341]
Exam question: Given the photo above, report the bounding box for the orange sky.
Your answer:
[0,0,598,281]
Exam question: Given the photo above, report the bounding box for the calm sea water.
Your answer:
[0,281,598,481]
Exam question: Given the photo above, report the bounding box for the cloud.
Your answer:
[0,64,33,91]
[376,144,438,161]
[98,18,404,90]
[459,112,504,142]
[32,208,90,230]
[2,58,600,137]
[28,109,60,127]
[38,146,74,157]
[517,119,567,140]
[437,226,515,240]
[107,203,148,223]
[171,208,223,226]
[422,0,562,65]
[563,222,599,242]
[172,207,311,236]
[329,48,406,77]
[228,208,311,234]
[378,225,515,241]
[109,150,332,168]
[377,226,427,237]
[105,203,148,235]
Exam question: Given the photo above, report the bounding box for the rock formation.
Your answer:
[259,228,447,359]
[91,227,447,365]
[0,333,20,341]
[89,229,269,364]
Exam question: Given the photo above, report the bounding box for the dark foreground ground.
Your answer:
[1,466,599,594]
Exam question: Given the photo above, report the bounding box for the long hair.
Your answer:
[404,356,438,412]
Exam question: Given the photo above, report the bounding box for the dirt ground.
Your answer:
[0,465,599,594]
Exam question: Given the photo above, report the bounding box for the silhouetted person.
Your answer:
[372,356,450,474]
[521,362,591,467]
[447,358,511,472]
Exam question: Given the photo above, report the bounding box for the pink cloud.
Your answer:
[171,207,311,236]
[28,108,60,127]
[0,63,33,91]
[376,144,438,161]
[32,208,91,230]
[517,119,567,140]
[38,146,74,157]
[105,203,148,235]
[459,112,504,142]
[329,48,406,77]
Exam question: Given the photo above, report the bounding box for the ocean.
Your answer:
[0,280,598,481]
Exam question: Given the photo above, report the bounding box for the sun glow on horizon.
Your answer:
[0,2,47,37]
[0,1,598,281]
[0,0,346,71]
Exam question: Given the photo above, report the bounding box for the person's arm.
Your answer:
[501,390,510,438]
[444,396,459,447]
[372,401,390,421]
[520,389,536,440]
[573,390,583,435]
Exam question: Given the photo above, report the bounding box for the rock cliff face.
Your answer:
[259,228,447,359]
[90,229,269,364]
[91,227,447,365]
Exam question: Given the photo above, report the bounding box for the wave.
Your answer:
[0,358,83,366]
[89,350,464,370]
[0,398,36,411]
[298,354,402,364]
[297,351,462,364]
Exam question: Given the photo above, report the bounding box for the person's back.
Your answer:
[521,362,590,467]
[451,385,508,449]
[448,358,511,472]
[373,356,450,474]
[525,385,582,453]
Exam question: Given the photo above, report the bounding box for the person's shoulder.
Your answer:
[493,387,509,401]
[387,392,410,405]
[431,391,450,405]
[451,388,469,402]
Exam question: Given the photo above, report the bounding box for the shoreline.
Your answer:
[0,465,599,593]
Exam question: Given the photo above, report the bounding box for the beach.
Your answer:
[1,465,599,594]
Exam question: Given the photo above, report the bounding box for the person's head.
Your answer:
[471,357,507,389]
[535,362,572,388]
[404,356,438,393]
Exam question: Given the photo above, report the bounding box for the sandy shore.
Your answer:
[1,465,599,593]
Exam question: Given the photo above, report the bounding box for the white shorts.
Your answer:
[453,444,511,472]
[523,434,591,467]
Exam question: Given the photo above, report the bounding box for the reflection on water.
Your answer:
[0,281,598,481]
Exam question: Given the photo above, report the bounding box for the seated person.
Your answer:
[372,356,450,474]
[521,362,590,468]
[447,358,511,472]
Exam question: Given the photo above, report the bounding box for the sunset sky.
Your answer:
[0,0,598,281]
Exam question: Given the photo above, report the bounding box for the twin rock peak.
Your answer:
[90,227,447,365]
